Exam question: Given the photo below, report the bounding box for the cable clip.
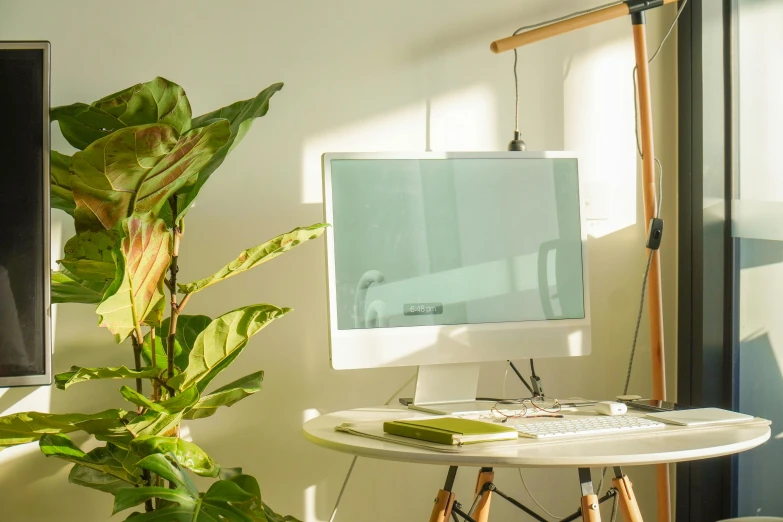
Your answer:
[646,218,664,250]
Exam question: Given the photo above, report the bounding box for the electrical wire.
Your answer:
[611,492,619,522]
[623,0,686,396]
[328,457,357,522]
[328,372,417,522]
[518,468,570,520]
[512,1,624,133]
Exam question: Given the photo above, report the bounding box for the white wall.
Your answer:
[0,1,678,520]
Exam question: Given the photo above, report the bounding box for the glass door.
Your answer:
[732,0,783,516]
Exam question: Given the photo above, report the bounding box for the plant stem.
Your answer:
[150,327,160,401]
[167,199,183,392]
[130,333,144,414]
[142,469,154,512]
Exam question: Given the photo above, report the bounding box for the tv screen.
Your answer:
[0,42,51,386]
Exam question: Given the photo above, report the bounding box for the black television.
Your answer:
[0,42,51,386]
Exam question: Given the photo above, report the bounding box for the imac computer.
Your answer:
[322,152,590,409]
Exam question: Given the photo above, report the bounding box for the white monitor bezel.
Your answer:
[322,151,591,370]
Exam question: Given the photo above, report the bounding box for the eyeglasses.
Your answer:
[491,397,562,421]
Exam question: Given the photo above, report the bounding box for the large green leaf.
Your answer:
[180,224,328,295]
[51,104,128,150]
[40,434,143,485]
[141,333,180,371]
[51,268,111,305]
[93,77,192,135]
[55,365,161,390]
[51,77,191,150]
[167,305,290,392]
[70,120,229,232]
[152,315,211,371]
[59,229,120,282]
[69,464,136,495]
[0,410,128,449]
[172,83,284,224]
[51,151,75,215]
[120,385,199,415]
[130,436,220,478]
[184,371,263,420]
[115,456,268,521]
[96,213,171,342]
[124,410,183,440]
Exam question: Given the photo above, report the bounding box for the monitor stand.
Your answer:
[407,363,498,415]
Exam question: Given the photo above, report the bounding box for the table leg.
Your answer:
[612,467,644,522]
[429,466,457,522]
[472,467,494,522]
[578,467,602,522]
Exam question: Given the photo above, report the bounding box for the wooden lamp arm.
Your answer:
[490,0,679,53]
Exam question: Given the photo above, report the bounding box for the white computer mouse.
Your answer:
[595,401,627,416]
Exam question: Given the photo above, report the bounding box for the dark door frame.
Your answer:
[676,0,738,519]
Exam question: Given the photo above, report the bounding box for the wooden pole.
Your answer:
[632,16,671,522]
[489,0,679,54]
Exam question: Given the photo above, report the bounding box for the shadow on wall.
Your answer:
[737,331,783,517]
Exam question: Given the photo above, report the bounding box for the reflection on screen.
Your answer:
[330,158,585,330]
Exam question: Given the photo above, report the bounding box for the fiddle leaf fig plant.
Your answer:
[0,77,326,521]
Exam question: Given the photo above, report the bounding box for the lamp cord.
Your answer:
[512,1,624,134]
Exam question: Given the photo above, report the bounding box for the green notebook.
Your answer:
[383,417,518,446]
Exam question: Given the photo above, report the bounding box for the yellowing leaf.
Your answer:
[96,213,171,342]
[70,121,229,232]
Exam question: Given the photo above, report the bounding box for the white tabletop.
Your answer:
[302,406,771,468]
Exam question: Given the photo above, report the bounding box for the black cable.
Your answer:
[529,359,537,380]
[507,361,534,395]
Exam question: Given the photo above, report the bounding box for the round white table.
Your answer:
[303,406,771,521]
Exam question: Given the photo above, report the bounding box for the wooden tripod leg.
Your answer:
[472,467,494,522]
[429,489,456,522]
[581,495,602,522]
[578,468,602,522]
[612,468,644,522]
[429,466,457,522]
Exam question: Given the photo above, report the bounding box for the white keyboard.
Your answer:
[512,415,666,439]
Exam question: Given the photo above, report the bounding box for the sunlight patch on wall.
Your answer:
[304,484,324,522]
[301,103,426,204]
[301,84,498,204]
[0,385,52,416]
[428,84,498,152]
[564,39,637,239]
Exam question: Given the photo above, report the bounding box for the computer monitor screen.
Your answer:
[323,152,590,370]
[0,43,51,386]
